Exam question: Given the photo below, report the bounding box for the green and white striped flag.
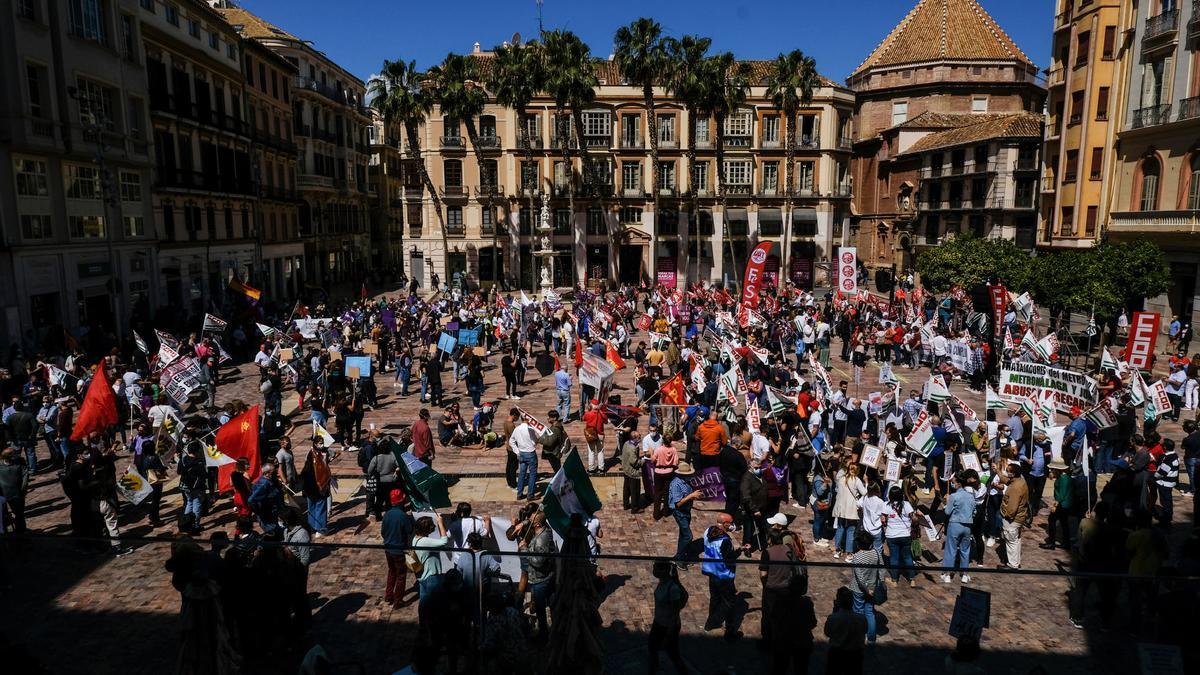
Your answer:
[542,448,602,536]
[1100,349,1118,373]
[1020,330,1038,353]
[1033,333,1059,362]
[904,410,937,457]
[766,387,796,417]
[1017,393,1038,422]
[1128,369,1145,407]
[986,386,1009,411]
[927,374,951,403]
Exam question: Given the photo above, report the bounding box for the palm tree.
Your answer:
[542,29,597,289]
[663,34,712,283]
[488,41,545,289]
[369,59,450,282]
[614,18,667,277]
[765,49,819,275]
[430,53,495,289]
[703,53,751,286]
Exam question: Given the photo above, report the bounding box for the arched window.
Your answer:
[1188,154,1200,210]
[1140,156,1160,211]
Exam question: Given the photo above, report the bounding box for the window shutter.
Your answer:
[1162,56,1174,104]
[1142,63,1157,107]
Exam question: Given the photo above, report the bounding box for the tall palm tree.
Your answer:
[542,29,597,289]
[488,41,545,289]
[614,18,667,277]
[430,53,495,288]
[369,59,450,282]
[703,53,751,286]
[663,34,712,283]
[765,49,819,275]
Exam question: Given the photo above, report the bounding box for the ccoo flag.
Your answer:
[542,448,602,536]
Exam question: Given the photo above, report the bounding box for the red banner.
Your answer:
[1123,311,1161,369]
[739,242,774,325]
[988,284,1008,337]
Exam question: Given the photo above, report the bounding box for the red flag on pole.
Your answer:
[659,372,687,406]
[215,405,261,493]
[70,363,118,441]
[604,340,626,370]
[574,335,584,368]
[739,241,774,326]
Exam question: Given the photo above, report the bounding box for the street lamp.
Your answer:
[67,85,125,342]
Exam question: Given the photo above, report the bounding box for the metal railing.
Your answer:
[1144,9,1179,40]
[476,135,500,150]
[1178,95,1200,121]
[619,136,644,149]
[1109,209,1200,232]
[475,184,504,197]
[1130,104,1172,129]
[440,135,464,149]
[439,185,468,198]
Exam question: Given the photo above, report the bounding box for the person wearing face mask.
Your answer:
[740,458,770,553]
[688,511,750,641]
[990,423,1014,465]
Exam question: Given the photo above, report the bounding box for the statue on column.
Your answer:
[539,192,551,237]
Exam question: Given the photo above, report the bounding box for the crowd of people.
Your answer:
[3,273,1199,674]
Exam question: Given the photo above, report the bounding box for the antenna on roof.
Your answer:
[512,32,522,46]
[536,0,544,36]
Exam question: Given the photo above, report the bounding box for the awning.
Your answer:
[759,208,783,226]
[792,208,818,224]
[726,208,748,224]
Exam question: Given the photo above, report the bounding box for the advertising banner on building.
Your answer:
[1122,312,1160,370]
[838,247,857,296]
[998,360,1098,413]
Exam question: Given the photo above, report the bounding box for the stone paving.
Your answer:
[3,289,1196,674]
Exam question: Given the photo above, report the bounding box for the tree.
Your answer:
[663,34,713,283]
[542,30,598,289]
[1029,240,1171,319]
[914,234,1032,293]
[765,50,818,274]
[702,53,752,284]
[1095,240,1171,307]
[488,41,545,288]
[369,59,449,281]
[615,19,668,279]
[430,53,492,288]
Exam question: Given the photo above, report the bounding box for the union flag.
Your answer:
[604,340,626,370]
[216,405,261,493]
[659,372,688,406]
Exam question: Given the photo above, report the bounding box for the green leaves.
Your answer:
[915,236,1171,318]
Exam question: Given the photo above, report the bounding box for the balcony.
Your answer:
[724,184,752,196]
[550,135,577,150]
[723,135,750,148]
[619,136,644,149]
[1041,176,1057,192]
[1178,95,1200,121]
[409,224,423,237]
[838,137,853,150]
[1014,158,1038,172]
[583,135,611,149]
[798,135,820,150]
[440,135,464,150]
[761,139,781,149]
[439,185,468,198]
[758,187,780,198]
[292,76,351,107]
[1109,209,1200,234]
[694,138,713,149]
[476,135,500,150]
[297,174,334,190]
[794,187,817,197]
[1055,11,1071,31]
[1014,194,1036,209]
[30,118,55,140]
[1144,10,1178,42]
[1130,104,1172,129]
[474,184,504,197]
[404,185,423,197]
[621,187,644,198]
[446,223,465,237]
[155,168,255,195]
[1047,66,1065,87]
[581,183,614,198]
[656,186,678,198]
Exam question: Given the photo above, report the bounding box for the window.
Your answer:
[69,215,106,239]
[227,43,236,60]
[76,77,117,130]
[553,161,569,189]
[797,161,815,194]
[622,162,641,192]
[443,159,462,186]
[723,111,751,138]
[971,97,988,114]
[209,31,219,51]
[69,0,106,43]
[657,114,676,145]
[1140,157,1160,211]
[1059,207,1074,236]
[582,111,612,137]
[66,164,101,199]
[553,209,571,235]
[1142,58,1171,108]
[120,171,142,201]
[1084,206,1098,237]
[657,161,676,191]
[120,14,137,61]
[620,114,639,146]
[520,161,538,190]
[140,0,154,11]
[1075,31,1090,67]
[480,159,498,188]
[694,117,710,145]
[586,157,612,186]
[187,19,200,39]
[1089,148,1104,180]
[1064,150,1078,182]
[619,207,641,224]
[164,3,178,26]
[26,64,48,119]
[1102,26,1116,59]
[1190,155,1200,210]
[1069,91,1084,125]
[1096,87,1110,120]
[724,159,752,185]
[442,116,460,138]
[762,162,779,193]
[21,214,53,239]
[587,208,606,236]
[762,115,780,144]
[891,101,908,126]
[17,0,38,21]
[691,162,709,193]
[123,216,145,237]
[15,158,49,196]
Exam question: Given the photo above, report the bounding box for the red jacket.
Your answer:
[583,409,606,437]
[412,418,434,459]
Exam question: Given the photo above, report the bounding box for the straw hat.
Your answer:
[674,461,696,476]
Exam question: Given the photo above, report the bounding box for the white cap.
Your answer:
[767,513,788,527]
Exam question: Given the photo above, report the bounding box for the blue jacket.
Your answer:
[701,530,736,579]
[943,488,975,525]
[381,507,414,555]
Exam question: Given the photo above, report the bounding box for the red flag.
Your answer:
[604,340,626,370]
[739,241,773,322]
[70,363,118,441]
[659,373,687,406]
[216,406,261,493]
[553,353,561,372]
[360,282,368,299]
[574,335,584,368]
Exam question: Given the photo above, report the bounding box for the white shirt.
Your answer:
[859,495,886,536]
[641,433,663,455]
[148,403,175,428]
[585,516,601,556]
[508,422,538,455]
[882,500,914,539]
[932,335,948,357]
[254,350,273,368]
[750,433,771,464]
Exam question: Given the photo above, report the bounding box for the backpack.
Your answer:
[405,549,424,575]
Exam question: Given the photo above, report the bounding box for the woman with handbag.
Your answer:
[848,530,885,645]
[832,459,866,559]
[810,456,834,547]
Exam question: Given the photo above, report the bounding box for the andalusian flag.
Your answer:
[926,374,951,403]
[133,330,149,354]
[986,386,1009,411]
[1128,369,1146,406]
[879,362,899,386]
[542,448,602,536]
[1034,333,1059,362]
[1020,330,1038,353]
[766,387,796,417]
[1101,348,1119,373]
[904,410,937,457]
[228,276,262,303]
[1017,394,1038,422]
[1035,391,1056,429]
[382,439,451,510]
[717,369,738,403]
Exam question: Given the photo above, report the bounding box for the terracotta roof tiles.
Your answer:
[898,111,1042,155]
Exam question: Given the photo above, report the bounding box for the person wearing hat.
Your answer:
[666,462,703,560]
[1040,457,1073,550]
[999,458,1029,569]
[381,487,414,608]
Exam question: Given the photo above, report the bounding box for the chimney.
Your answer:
[473,42,481,54]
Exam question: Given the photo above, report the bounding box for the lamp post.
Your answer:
[67,85,124,342]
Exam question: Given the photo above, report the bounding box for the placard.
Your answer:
[329,350,342,362]
[997,360,1098,413]
[279,348,294,362]
[345,356,372,377]
[959,452,982,473]
[362,340,378,355]
[838,246,857,295]
[437,331,458,354]
[949,587,991,640]
[347,366,361,379]
[885,458,902,482]
[859,445,882,469]
[1123,312,1160,369]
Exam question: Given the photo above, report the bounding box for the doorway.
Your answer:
[411,251,424,289]
[619,245,643,284]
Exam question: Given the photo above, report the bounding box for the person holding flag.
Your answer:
[300,435,334,536]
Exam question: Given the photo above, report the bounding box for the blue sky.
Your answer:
[237,0,1052,84]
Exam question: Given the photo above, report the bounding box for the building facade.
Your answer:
[1040,0,1129,248]
[214,4,371,291]
[403,44,855,291]
[848,0,1046,279]
[1107,0,1200,320]
[368,109,404,271]
[1,0,159,349]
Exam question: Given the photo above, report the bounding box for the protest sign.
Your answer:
[998,360,1098,413]
[293,318,331,339]
[1123,312,1160,370]
[116,465,155,505]
[344,356,372,378]
[949,587,991,640]
[960,452,982,473]
[516,407,547,436]
[885,458,902,482]
[458,328,481,347]
[860,445,882,469]
[202,313,228,335]
[161,357,203,406]
[437,332,458,354]
[642,463,726,502]
[946,341,975,373]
